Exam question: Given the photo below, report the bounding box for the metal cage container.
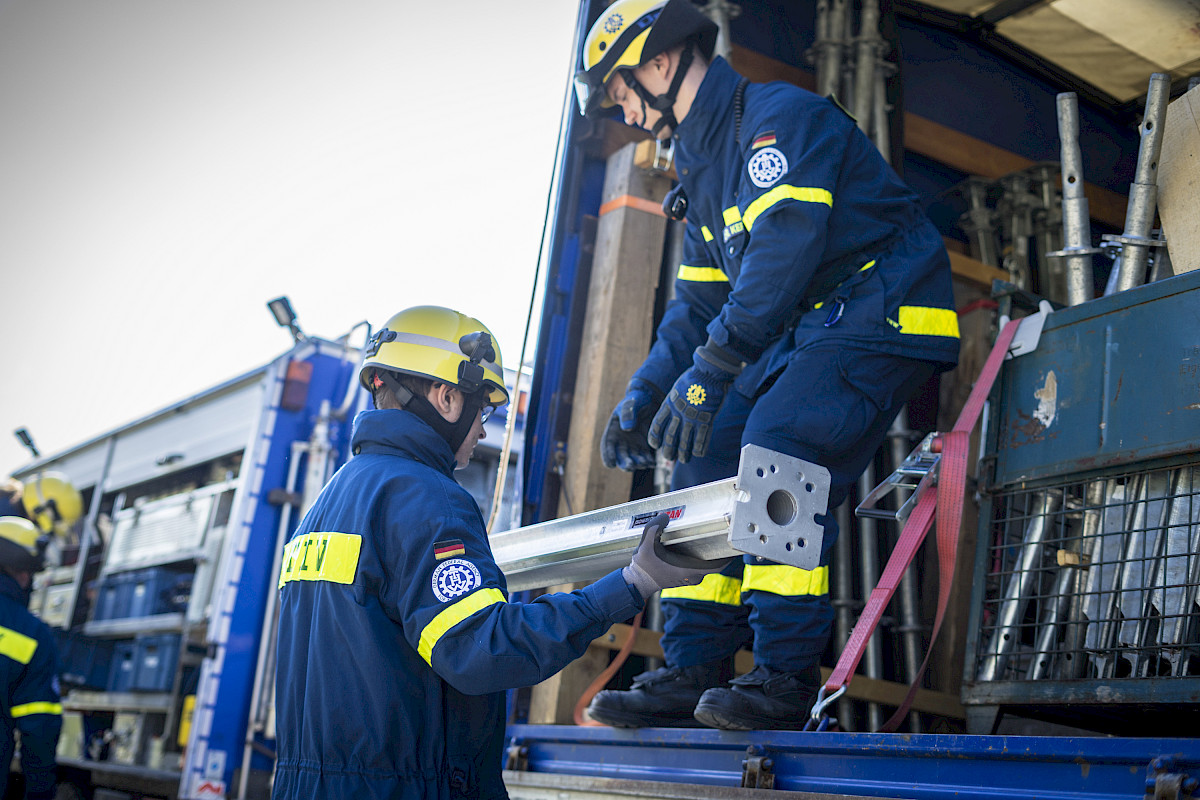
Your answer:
[962,268,1200,733]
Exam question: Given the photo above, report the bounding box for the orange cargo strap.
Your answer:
[599,195,666,218]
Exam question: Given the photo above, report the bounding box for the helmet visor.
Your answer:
[573,70,612,117]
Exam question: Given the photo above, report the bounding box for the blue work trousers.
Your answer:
[661,345,935,672]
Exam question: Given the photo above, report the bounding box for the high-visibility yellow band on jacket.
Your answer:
[10,701,62,719]
[743,185,833,232]
[722,206,743,225]
[742,564,829,597]
[0,625,38,665]
[701,226,714,242]
[278,532,362,588]
[677,264,730,283]
[418,587,506,665]
[661,573,742,605]
[897,306,961,338]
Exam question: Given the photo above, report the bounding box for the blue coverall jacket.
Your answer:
[634,56,959,398]
[0,572,62,800]
[273,409,643,800]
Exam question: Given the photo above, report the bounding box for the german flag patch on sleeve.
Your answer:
[434,539,466,560]
[751,131,777,149]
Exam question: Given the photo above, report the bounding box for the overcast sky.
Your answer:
[0,0,579,479]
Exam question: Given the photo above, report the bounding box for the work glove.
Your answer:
[622,513,733,601]
[648,340,743,463]
[601,378,665,471]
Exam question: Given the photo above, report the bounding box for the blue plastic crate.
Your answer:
[132,633,180,692]
[94,567,193,622]
[93,572,135,621]
[128,567,192,618]
[53,629,114,690]
[107,641,137,693]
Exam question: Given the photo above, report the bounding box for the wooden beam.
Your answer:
[559,142,672,518]
[904,115,1128,229]
[592,623,966,721]
[946,246,1010,287]
[526,143,672,725]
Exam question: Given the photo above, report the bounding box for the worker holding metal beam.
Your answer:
[575,0,959,730]
[272,306,726,800]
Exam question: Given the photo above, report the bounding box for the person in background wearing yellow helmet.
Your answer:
[0,514,64,800]
[272,306,728,800]
[576,0,959,730]
[20,473,84,549]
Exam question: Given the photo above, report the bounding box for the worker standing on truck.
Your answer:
[575,0,960,730]
[272,305,728,799]
[0,513,70,800]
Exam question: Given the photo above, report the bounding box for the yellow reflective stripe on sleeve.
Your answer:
[418,587,506,665]
[701,226,714,242]
[897,306,961,338]
[741,564,829,597]
[722,206,742,225]
[677,264,730,283]
[10,701,62,719]
[0,625,38,665]
[278,532,362,589]
[743,186,834,232]
[661,573,743,605]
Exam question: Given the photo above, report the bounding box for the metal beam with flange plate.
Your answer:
[491,444,830,592]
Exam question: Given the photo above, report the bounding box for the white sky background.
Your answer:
[0,0,580,479]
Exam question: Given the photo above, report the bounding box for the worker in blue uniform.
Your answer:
[272,305,728,800]
[574,0,960,730]
[0,515,65,800]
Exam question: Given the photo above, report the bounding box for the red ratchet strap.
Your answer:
[811,317,1023,732]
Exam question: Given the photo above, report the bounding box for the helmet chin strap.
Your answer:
[374,372,486,457]
[622,40,696,140]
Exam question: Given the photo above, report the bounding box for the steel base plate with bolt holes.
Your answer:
[729,444,830,570]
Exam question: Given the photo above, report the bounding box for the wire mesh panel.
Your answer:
[972,460,1200,687]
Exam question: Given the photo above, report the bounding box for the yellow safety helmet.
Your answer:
[0,516,46,573]
[22,471,84,538]
[359,306,509,407]
[574,0,718,118]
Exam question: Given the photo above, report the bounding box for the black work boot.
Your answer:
[586,657,734,728]
[692,665,820,730]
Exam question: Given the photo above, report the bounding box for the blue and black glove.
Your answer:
[648,339,743,463]
[601,378,665,471]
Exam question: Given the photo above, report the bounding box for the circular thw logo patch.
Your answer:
[603,13,624,33]
[686,384,707,405]
[747,147,788,188]
[432,558,481,603]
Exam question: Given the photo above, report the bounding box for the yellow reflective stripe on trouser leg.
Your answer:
[418,587,507,665]
[742,186,833,232]
[11,701,62,718]
[897,306,961,338]
[661,573,743,605]
[278,532,362,588]
[741,564,829,596]
[0,625,38,665]
[677,264,730,283]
